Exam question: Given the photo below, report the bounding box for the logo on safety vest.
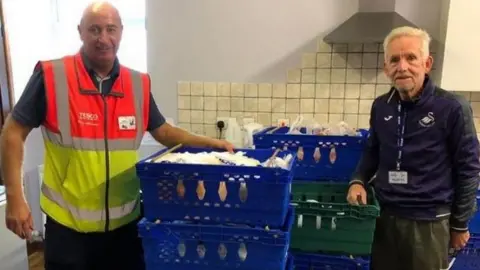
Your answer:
[118,116,136,130]
[78,112,99,126]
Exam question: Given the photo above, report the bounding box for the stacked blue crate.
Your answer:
[136,145,297,270]
[253,126,372,268]
[253,126,368,182]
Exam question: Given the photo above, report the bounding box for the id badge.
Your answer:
[388,171,408,184]
[118,116,136,130]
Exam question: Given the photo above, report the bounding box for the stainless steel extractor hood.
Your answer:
[323,11,418,44]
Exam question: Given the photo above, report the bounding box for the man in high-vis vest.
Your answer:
[0,1,233,270]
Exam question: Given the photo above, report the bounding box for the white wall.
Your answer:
[146,0,359,121]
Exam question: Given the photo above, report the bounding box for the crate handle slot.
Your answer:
[176,179,185,199]
[314,147,321,163]
[196,180,206,200]
[218,243,227,260]
[151,143,183,162]
[329,145,337,164]
[196,242,206,258]
[297,214,303,228]
[177,241,186,257]
[218,181,227,202]
[331,217,337,230]
[238,243,248,261]
[239,182,248,202]
[316,216,322,229]
[297,146,304,161]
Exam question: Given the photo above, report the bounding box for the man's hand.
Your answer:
[211,139,235,153]
[347,183,368,205]
[451,230,470,250]
[5,197,34,240]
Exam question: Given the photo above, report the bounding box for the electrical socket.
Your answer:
[216,117,230,130]
[277,118,289,127]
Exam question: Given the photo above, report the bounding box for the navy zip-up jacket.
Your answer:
[351,77,480,231]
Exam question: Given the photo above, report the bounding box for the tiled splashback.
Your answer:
[177,39,480,138]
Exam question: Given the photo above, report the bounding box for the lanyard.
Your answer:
[396,102,407,170]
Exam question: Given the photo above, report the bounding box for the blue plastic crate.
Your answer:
[450,234,480,270]
[253,127,368,182]
[138,206,295,270]
[468,193,480,233]
[291,251,370,270]
[136,146,296,227]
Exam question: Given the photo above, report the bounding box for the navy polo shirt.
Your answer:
[11,53,165,131]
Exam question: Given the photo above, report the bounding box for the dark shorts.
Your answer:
[44,217,145,270]
[371,213,450,270]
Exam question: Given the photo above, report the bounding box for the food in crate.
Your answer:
[147,150,294,169]
[287,115,361,136]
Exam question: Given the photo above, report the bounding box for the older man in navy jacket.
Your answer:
[347,26,480,270]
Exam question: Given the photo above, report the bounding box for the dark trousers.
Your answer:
[44,217,145,270]
[371,213,450,270]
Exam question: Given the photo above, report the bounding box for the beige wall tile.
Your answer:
[331,69,346,83]
[302,53,317,68]
[314,113,328,123]
[191,124,204,135]
[178,96,191,109]
[316,69,331,83]
[348,43,362,52]
[272,98,286,112]
[205,125,217,138]
[346,68,361,83]
[245,83,258,97]
[204,97,217,111]
[363,43,378,53]
[332,53,347,68]
[316,53,331,68]
[362,53,378,68]
[333,44,347,53]
[286,99,300,113]
[301,69,316,83]
[358,114,370,128]
[329,99,344,114]
[301,84,315,98]
[287,84,301,98]
[178,81,190,95]
[344,114,358,128]
[273,83,287,98]
[191,110,204,124]
[288,69,301,83]
[300,99,314,113]
[217,111,230,118]
[231,83,244,97]
[217,97,231,111]
[360,84,376,99]
[191,82,204,96]
[178,109,191,123]
[204,111,217,124]
[329,114,343,123]
[330,84,345,99]
[316,84,330,98]
[245,98,259,112]
[178,123,191,131]
[375,84,390,97]
[259,83,272,97]
[258,98,272,112]
[257,113,272,126]
[315,99,329,113]
[377,71,390,84]
[344,99,359,114]
[470,93,480,101]
[359,99,373,114]
[272,113,286,124]
[361,69,378,84]
[347,53,362,68]
[218,82,231,96]
[345,84,360,99]
[204,82,217,96]
[472,102,480,117]
[231,97,244,111]
[191,96,204,110]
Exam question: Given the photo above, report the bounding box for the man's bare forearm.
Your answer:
[151,124,219,148]
[1,117,31,200]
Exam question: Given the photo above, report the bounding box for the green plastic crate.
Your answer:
[290,182,380,255]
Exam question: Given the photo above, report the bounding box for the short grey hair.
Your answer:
[383,26,431,60]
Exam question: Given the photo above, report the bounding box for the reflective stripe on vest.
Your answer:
[41,183,139,221]
[40,56,146,228]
